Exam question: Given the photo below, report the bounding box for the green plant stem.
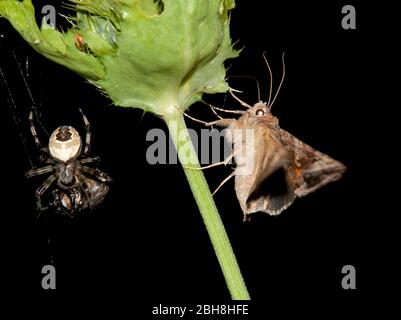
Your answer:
[165,113,250,300]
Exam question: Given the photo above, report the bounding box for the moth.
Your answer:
[201,54,346,221]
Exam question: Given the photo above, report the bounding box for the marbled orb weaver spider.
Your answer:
[25,108,112,216]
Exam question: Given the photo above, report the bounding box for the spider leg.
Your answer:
[25,165,56,178]
[74,165,111,210]
[80,156,100,164]
[29,111,49,154]
[78,108,91,156]
[76,174,95,210]
[80,166,113,183]
[35,174,57,211]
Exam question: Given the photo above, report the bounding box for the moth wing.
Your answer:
[276,128,346,197]
[234,124,296,217]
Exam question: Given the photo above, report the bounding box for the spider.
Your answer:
[25,108,112,216]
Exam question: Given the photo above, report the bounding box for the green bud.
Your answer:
[1,0,239,117]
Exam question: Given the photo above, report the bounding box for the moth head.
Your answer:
[248,102,279,127]
[251,102,270,117]
[49,126,82,162]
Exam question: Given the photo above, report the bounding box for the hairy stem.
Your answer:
[165,113,250,300]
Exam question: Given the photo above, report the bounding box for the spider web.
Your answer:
[0,54,34,168]
[0,33,55,264]
[0,38,50,169]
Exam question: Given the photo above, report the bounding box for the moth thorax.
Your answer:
[49,126,82,162]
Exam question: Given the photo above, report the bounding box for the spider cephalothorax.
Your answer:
[26,109,112,216]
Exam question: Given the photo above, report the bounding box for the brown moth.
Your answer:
[206,55,346,221]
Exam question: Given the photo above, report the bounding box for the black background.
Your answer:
[0,0,396,315]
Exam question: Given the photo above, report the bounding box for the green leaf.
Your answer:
[0,0,106,80]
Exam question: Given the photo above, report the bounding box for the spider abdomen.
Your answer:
[49,126,82,162]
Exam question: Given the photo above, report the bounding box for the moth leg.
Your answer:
[201,101,245,116]
[212,170,236,196]
[228,75,262,102]
[228,88,252,109]
[201,101,222,119]
[183,153,234,170]
[183,112,234,127]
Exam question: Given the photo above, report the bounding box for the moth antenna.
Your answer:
[269,52,286,110]
[229,88,252,109]
[229,75,261,102]
[262,51,274,107]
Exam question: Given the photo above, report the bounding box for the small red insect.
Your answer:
[74,33,86,51]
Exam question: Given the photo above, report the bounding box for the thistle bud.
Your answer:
[1,0,239,117]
